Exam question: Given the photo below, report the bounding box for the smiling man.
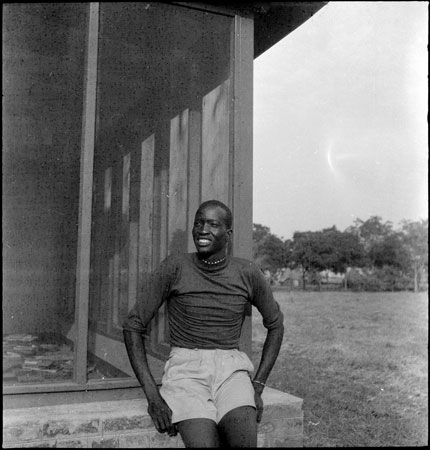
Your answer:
[123,200,284,447]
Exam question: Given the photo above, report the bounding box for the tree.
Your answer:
[283,238,294,267]
[326,228,366,289]
[289,227,365,290]
[400,219,428,292]
[252,223,285,273]
[348,216,428,291]
[347,216,394,254]
[252,224,271,253]
[262,234,286,271]
[253,216,428,292]
[367,232,409,270]
[289,230,328,289]
[253,223,271,261]
[348,215,404,267]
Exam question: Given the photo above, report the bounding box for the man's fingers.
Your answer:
[167,424,177,436]
[153,416,171,434]
[160,413,172,434]
[158,407,175,435]
[153,416,164,433]
[254,392,264,423]
[167,419,177,436]
[148,399,175,435]
[257,408,263,423]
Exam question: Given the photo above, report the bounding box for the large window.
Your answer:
[3,2,251,399]
[88,2,234,380]
[3,3,88,388]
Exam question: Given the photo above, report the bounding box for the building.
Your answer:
[3,2,326,447]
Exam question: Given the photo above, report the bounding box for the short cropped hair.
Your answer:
[197,200,233,230]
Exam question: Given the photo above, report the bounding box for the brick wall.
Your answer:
[3,388,303,448]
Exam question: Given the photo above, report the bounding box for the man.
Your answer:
[123,200,284,447]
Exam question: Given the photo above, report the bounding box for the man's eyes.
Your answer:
[194,221,221,227]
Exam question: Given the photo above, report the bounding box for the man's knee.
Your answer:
[177,418,220,448]
[218,406,257,447]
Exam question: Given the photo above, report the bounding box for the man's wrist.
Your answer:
[252,379,265,394]
[141,380,160,400]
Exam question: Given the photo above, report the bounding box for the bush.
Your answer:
[346,266,412,292]
[346,268,365,291]
[377,265,412,291]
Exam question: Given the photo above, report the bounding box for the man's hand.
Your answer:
[123,331,177,436]
[254,390,264,423]
[147,394,177,436]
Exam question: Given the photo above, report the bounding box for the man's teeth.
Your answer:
[198,239,211,244]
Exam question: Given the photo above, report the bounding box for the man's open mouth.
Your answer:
[197,238,211,246]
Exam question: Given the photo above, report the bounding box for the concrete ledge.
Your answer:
[3,387,303,448]
[258,387,304,447]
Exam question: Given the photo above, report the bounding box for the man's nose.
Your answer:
[201,222,211,233]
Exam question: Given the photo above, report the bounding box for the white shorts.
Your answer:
[159,347,256,424]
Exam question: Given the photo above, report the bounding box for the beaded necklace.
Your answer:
[201,256,227,265]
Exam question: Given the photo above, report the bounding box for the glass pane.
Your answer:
[88,2,233,379]
[3,4,87,386]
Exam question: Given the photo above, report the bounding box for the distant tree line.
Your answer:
[253,217,428,292]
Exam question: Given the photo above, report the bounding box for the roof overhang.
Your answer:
[175,2,328,58]
[252,2,328,58]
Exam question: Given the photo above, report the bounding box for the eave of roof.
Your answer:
[252,2,328,58]
[175,2,328,58]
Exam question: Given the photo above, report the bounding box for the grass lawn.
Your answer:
[251,290,428,447]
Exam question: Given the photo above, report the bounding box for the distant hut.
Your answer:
[278,268,304,290]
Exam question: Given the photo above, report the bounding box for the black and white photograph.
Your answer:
[3,2,428,448]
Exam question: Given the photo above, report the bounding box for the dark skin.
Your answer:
[123,204,284,447]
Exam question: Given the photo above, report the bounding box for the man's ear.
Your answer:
[227,229,233,240]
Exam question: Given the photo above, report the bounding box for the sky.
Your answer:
[253,1,428,240]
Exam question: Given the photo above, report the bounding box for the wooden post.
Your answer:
[231,15,254,357]
[74,2,99,385]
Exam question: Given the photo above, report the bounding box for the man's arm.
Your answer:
[253,320,284,386]
[251,321,284,421]
[123,329,177,436]
[122,259,177,435]
[248,264,285,422]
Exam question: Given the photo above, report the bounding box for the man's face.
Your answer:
[192,206,232,259]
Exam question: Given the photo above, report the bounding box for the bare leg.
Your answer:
[218,406,257,447]
[177,418,220,448]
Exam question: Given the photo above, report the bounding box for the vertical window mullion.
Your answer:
[74,2,99,385]
[232,15,254,357]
